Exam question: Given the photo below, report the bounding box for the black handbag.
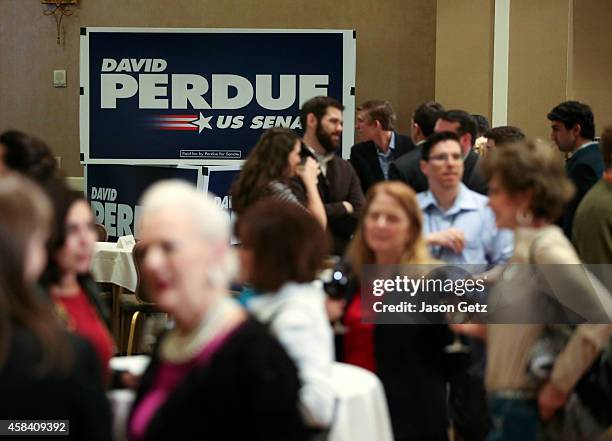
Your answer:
[575,337,612,426]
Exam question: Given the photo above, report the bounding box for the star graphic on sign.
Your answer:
[192,112,214,133]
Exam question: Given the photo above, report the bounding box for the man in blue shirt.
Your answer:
[417,131,513,265]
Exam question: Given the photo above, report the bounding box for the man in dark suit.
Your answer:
[349,100,414,195]
[298,96,364,255]
[547,100,604,238]
[389,101,445,192]
[391,108,488,195]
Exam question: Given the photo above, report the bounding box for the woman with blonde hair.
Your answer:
[346,181,431,274]
[342,181,454,441]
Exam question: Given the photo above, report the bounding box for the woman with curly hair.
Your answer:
[453,139,612,441]
[230,127,326,227]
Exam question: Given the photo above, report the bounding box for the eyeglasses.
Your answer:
[428,153,464,163]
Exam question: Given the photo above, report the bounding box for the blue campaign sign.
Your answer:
[204,165,241,204]
[85,163,203,241]
[80,28,356,164]
[203,165,241,243]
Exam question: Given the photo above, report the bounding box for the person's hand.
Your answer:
[538,382,567,421]
[296,157,320,187]
[342,201,354,214]
[325,297,346,322]
[427,228,465,254]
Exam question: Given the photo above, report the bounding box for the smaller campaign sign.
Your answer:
[85,163,203,241]
[203,165,242,243]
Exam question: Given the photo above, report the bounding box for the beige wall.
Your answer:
[572,0,612,135]
[0,0,437,176]
[507,0,612,140]
[435,0,494,117]
[507,0,573,140]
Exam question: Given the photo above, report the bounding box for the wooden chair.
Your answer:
[119,241,161,355]
[93,223,112,315]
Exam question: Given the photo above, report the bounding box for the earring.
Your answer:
[516,209,533,227]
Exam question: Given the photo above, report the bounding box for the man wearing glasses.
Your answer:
[417,130,513,265]
[416,130,513,441]
[433,110,488,195]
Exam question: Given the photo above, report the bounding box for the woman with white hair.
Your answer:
[127,180,307,441]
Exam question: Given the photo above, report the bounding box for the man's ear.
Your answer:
[571,123,582,137]
[413,122,421,134]
[306,113,318,130]
[459,133,472,154]
[420,159,429,177]
[411,123,422,142]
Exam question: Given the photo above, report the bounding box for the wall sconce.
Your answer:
[42,0,78,45]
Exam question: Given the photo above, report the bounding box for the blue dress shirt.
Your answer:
[417,183,514,265]
[376,132,396,180]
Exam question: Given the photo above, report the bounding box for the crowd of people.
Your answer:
[1,96,611,441]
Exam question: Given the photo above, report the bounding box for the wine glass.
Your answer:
[445,310,471,354]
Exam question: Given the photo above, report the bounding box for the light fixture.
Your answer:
[42,0,78,45]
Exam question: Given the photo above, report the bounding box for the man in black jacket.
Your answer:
[298,96,364,255]
[547,100,604,238]
[349,100,414,195]
[388,101,444,192]
[391,108,488,195]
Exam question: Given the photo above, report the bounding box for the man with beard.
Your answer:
[298,96,364,255]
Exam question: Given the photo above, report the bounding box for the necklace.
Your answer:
[160,296,239,363]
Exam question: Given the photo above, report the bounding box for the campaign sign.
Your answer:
[80,28,356,164]
[85,163,203,241]
[204,165,241,207]
[203,165,241,240]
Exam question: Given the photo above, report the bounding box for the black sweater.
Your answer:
[0,327,112,441]
[128,318,308,441]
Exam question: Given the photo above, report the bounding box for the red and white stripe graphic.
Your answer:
[151,114,198,131]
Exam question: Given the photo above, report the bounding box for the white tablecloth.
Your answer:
[110,355,151,375]
[329,362,394,441]
[108,389,135,441]
[108,356,151,441]
[91,242,137,293]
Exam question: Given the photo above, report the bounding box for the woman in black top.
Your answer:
[0,174,111,441]
[230,127,326,228]
[128,180,307,441]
